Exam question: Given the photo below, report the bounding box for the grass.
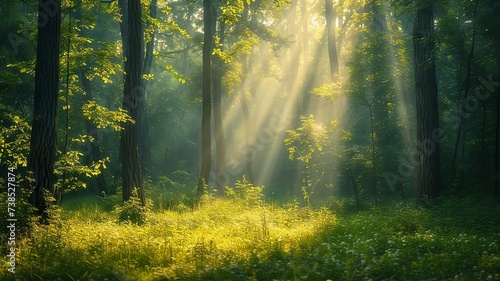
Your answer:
[1,185,499,280]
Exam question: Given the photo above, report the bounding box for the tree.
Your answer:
[70,7,108,196]
[138,0,157,174]
[325,0,339,78]
[28,0,62,219]
[199,0,213,195]
[413,0,441,206]
[212,0,226,190]
[120,0,145,204]
[80,73,108,196]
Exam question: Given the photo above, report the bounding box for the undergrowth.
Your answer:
[0,184,499,280]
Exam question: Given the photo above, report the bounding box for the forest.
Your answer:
[0,0,500,279]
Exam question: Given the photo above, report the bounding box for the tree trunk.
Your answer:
[325,0,339,78]
[120,0,145,204]
[413,0,441,206]
[368,104,378,207]
[28,0,62,219]
[138,0,157,175]
[213,3,226,190]
[240,55,255,183]
[198,0,213,195]
[287,0,300,124]
[450,0,478,186]
[496,101,499,197]
[118,0,128,61]
[300,0,308,62]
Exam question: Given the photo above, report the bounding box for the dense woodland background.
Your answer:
[0,0,500,279]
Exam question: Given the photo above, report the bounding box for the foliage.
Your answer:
[285,115,327,164]
[116,189,148,225]
[0,112,30,167]
[152,176,198,212]
[0,186,36,247]
[285,115,338,205]
[54,149,109,191]
[82,100,134,131]
[310,80,346,101]
[169,170,192,185]
[1,194,499,280]
[225,175,264,206]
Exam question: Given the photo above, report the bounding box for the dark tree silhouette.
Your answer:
[413,0,441,206]
[199,0,212,195]
[120,0,145,204]
[325,0,339,78]
[212,1,226,190]
[28,0,62,219]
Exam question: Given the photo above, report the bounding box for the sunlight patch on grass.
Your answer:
[1,195,499,280]
[2,196,335,280]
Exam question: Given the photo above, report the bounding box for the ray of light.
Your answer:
[219,1,354,194]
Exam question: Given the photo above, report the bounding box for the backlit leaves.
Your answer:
[0,112,30,167]
[82,100,134,131]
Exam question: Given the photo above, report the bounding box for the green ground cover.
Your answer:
[1,186,499,281]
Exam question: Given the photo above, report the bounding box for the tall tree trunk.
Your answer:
[138,0,157,175]
[121,0,145,204]
[368,103,378,206]
[240,55,255,183]
[450,0,478,186]
[413,0,441,206]
[114,0,129,186]
[496,100,499,197]
[495,55,500,198]
[118,0,128,60]
[300,0,308,62]
[287,0,300,124]
[28,0,61,219]
[57,2,73,206]
[325,0,339,78]
[213,2,226,190]
[198,0,213,195]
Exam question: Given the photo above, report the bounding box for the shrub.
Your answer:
[116,190,147,225]
[225,176,264,206]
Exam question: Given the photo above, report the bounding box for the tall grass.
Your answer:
[0,184,334,280]
[1,185,499,280]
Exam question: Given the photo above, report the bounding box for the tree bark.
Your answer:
[450,0,478,186]
[325,0,339,78]
[287,0,300,124]
[413,0,441,206]
[300,0,308,63]
[213,6,226,190]
[198,0,213,195]
[240,55,255,183]
[138,0,157,175]
[120,0,145,204]
[28,0,61,219]
[496,100,499,197]
[118,0,128,61]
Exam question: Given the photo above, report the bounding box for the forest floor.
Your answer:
[1,187,500,281]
